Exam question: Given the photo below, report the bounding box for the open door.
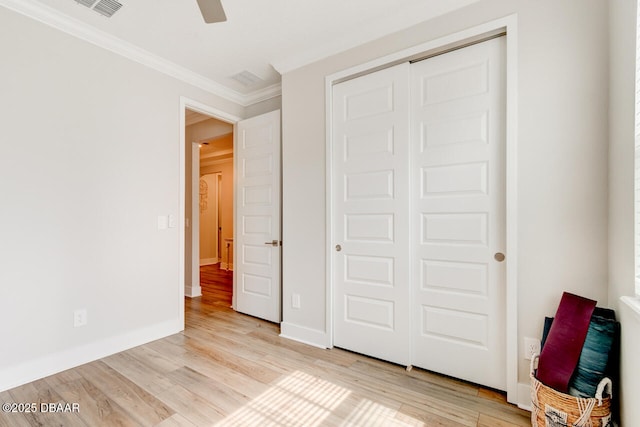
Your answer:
[234,110,281,323]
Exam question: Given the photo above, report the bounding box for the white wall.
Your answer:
[608,0,639,425]
[245,96,282,119]
[609,0,636,309]
[0,6,245,391]
[281,0,609,403]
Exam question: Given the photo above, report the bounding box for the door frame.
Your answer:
[179,97,241,328]
[324,14,519,403]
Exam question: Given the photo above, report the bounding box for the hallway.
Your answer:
[199,264,233,307]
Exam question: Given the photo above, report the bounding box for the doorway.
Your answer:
[184,106,235,300]
[180,99,283,326]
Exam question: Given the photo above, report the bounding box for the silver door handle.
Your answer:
[265,240,280,247]
[335,244,342,252]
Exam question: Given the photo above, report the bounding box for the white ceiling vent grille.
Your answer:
[92,0,123,17]
[230,70,263,87]
[75,0,123,18]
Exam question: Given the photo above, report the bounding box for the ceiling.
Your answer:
[3,0,478,105]
[200,132,233,166]
[185,109,216,127]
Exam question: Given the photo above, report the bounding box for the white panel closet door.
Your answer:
[235,110,281,323]
[332,63,411,365]
[410,37,506,390]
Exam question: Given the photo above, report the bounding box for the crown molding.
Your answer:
[244,83,283,104]
[0,0,281,107]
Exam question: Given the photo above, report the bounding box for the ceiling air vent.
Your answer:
[75,0,123,18]
[92,0,123,17]
[230,70,263,88]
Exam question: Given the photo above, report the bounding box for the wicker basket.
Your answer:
[530,355,612,427]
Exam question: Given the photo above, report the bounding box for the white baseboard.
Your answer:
[220,262,233,271]
[517,381,532,411]
[280,322,329,349]
[0,318,181,393]
[185,283,202,298]
[199,257,218,266]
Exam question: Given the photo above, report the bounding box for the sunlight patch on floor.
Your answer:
[341,399,404,426]
[216,370,350,426]
[214,370,421,426]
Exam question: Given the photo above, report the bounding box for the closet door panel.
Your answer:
[410,37,507,390]
[332,63,411,366]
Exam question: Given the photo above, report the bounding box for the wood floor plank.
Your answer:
[249,329,360,368]
[0,391,31,427]
[347,358,530,426]
[76,361,174,426]
[259,354,409,413]
[312,358,480,425]
[0,412,30,427]
[164,366,252,415]
[478,413,529,427]
[7,380,86,427]
[0,264,530,426]
[181,322,269,362]
[177,333,281,384]
[47,376,142,427]
[426,384,530,426]
[154,413,199,427]
[396,403,471,427]
[127,345,184,374]
[156,384,226,427]
[102,350,176,396]
[348,358,478,400]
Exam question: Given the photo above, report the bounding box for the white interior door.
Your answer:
[410,37,506,390]
[235,110,281,323]
[332,63,411,365]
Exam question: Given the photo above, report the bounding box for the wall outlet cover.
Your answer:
[524,337,541,360]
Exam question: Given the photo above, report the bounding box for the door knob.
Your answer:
[264,240,280,247]
[494,252,505,262]
[335,244,342,252]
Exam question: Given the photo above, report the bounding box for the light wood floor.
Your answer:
[0,264,530,426]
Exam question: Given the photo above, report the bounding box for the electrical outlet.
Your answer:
[524,337,541,360]
[74,309,87,328]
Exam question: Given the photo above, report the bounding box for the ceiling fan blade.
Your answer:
[196,0,227,23]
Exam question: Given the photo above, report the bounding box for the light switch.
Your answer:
[157,215,168,230]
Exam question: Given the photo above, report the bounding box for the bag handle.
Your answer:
[595,377,612,405]
[530,354,540,376]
